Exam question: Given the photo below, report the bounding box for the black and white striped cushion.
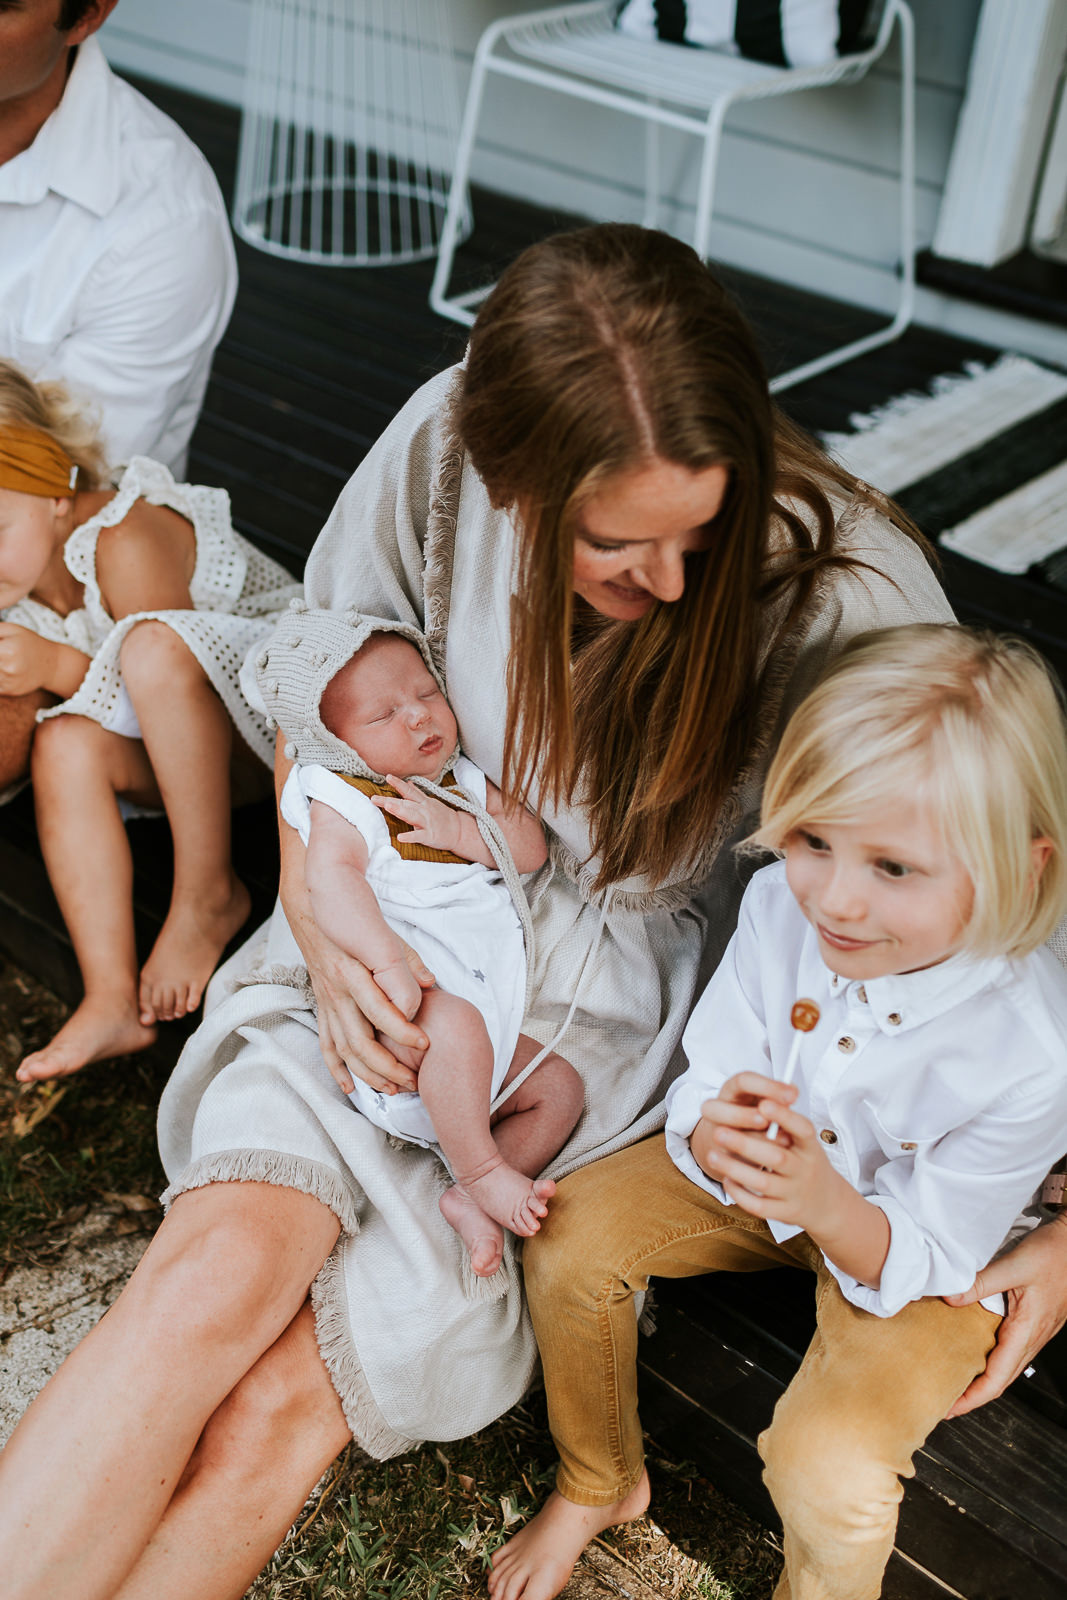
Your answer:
[615,1,885,68]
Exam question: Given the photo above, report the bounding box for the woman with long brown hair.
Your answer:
[0,225,949,1600]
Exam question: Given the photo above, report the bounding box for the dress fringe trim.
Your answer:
[423,372,466,675]
[160,1149,363,1238]
[310,1248,421,1460]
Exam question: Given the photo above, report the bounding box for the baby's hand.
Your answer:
[374,775,463,855]
[0,623,56,697]
[371,956,424,1022]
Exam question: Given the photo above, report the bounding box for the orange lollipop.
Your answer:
[768,998,820,1142]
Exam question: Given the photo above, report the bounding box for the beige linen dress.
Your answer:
[157,365,953,1456]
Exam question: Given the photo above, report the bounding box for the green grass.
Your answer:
[0,959,172,1265]
[1,956,780,1599]
[248,1399,780,1600]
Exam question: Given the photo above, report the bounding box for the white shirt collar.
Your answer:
[0,39,121,215]
[826,949,1010,1035]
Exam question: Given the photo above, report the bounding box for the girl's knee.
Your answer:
[30,712,103,776]
[119,619,201,687]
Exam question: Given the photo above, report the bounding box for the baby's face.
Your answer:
[782,791,974,979]
[321,635,457,781]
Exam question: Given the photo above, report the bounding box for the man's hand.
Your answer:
[944,1213,1067,1417]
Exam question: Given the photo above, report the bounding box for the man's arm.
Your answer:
[0,692,49,790]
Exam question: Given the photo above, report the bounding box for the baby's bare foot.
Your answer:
[17,993,156,1082]
[461,1161,556,1238]
[487,1474,651,1600]
[139,877,251,1023]
[440,1184,505,1277]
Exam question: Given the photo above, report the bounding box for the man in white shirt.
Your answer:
[0,0,238,785]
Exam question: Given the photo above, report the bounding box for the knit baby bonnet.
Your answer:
[254,601,460,781]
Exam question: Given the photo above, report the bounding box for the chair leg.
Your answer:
[642,110,660,230]
[430,40,495,324]
[770,0,915,392]
[692,100,729,262]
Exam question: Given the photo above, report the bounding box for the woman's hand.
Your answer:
[943,1212,1067,1417]
[299,908,435,1096]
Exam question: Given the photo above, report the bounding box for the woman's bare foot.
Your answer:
[488,1474,651,1600]
[440,1185,505,1277]
[139,877,251,1023]
[17,992,157,1082]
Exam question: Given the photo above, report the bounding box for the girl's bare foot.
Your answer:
[17,992,157,1082]
[440,1185,505,1278]
[487,1473,651,1600]
[139,877,251,1023]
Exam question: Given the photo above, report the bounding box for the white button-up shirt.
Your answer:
[666,861,1067,1317]
[0,38,237,478]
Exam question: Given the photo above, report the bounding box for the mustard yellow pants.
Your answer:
[523,1135,1000,1600]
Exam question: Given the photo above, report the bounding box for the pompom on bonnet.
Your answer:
[254,601,459,782]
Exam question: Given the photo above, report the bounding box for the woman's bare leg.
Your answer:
[119,622,251,1025]
[113,1302,352,1600]
[18,713,159,1082]
[0,1182,340,1600]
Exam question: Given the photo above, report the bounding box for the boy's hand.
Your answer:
[692,1071,839,1230]
[371,955,425,1023]
[374,775,463,855]
[0,623,56,697]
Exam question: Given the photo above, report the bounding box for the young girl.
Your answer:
[499,623,1067,1600]
[259,608,584,1279]
[0,361,301,1082]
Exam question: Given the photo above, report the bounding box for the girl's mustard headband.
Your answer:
[0,426,79,498]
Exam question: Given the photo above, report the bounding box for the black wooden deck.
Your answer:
[2,75,1067,1600]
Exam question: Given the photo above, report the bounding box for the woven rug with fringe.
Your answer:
[819,353,1067,673]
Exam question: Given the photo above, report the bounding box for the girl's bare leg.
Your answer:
[0,1182,340,1600]
[113,1302,351,1600]
[120,622,251,1025]
[18,713,159,1081]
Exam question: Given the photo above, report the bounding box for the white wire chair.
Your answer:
[233,0,468,267]
[430,0,915,391]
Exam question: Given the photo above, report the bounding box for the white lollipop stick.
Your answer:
[767,999,820,1142]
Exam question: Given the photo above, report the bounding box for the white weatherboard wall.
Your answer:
[101,0,1067,363]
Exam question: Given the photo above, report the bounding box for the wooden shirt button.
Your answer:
[820,1128,838,1145]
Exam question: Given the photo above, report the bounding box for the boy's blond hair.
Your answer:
[753,623,1067,959]
[0,360,107,490]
